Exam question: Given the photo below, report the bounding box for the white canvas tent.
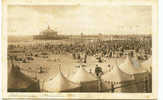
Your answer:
[119,56,149,92]
[8,64,40,92]
[71,66,97,83]
[119,56,147,74]
[71,66,98,92]
[42,66,80,92]
[101,63,135,92]
[141,57,152,92]
[102,63,134,82]
[141,57,152,73]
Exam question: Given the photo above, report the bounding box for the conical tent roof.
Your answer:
[71,66,97,83]
[141,57,152,72]
[43,66,80,92]
[101,63,134,82]
[119,56,146,75]
[8,64,35,89]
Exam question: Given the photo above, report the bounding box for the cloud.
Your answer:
[8,5,152,35]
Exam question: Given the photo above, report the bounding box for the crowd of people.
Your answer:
[8,35,152,63]
[7,35,152,93]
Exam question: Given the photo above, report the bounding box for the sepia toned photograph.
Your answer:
[6,4,153,93]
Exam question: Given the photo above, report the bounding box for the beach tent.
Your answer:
[101,63,135,92]
[119,56,149,92]
[71,66,98,92]
[8,64,40,92]
[119,56,146,74]
[42,66,80,92]
[102,63,134,82]
[141,57,152,73]
[141,57,152,92]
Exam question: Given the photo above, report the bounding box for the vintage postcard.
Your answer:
[1,0,158,99]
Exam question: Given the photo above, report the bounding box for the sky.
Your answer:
[8,5,152,36]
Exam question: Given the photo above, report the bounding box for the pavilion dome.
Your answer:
[40,26,57,36]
